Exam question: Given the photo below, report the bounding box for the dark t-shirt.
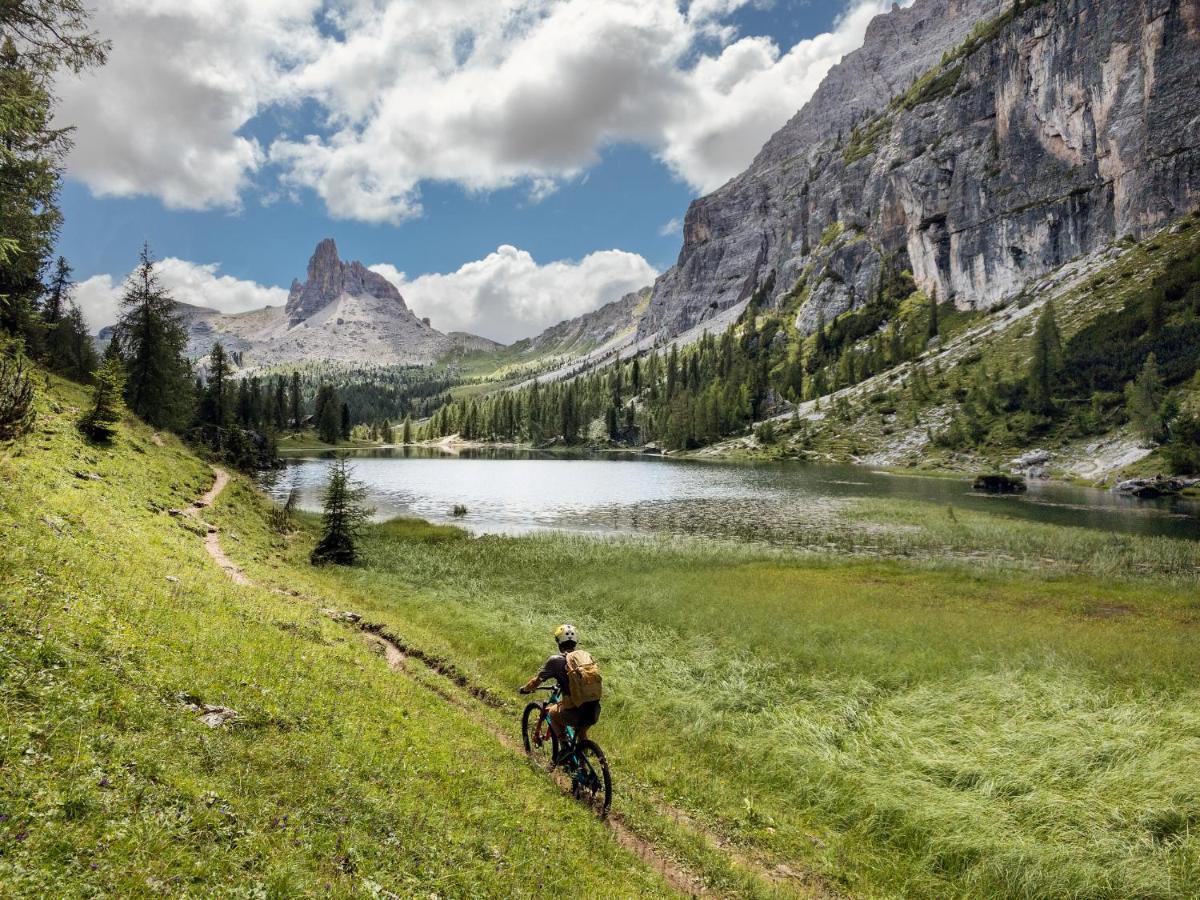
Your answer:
[536,652,570,697]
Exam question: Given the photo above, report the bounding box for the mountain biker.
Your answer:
[519,623,601,747]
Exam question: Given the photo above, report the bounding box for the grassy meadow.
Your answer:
[5,371,1200,897]
[211,483,1200,898]
[0,375,674,897]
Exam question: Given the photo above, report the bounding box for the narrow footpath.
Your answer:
[194,466,840,899]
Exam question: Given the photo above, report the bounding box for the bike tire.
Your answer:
[572,739,612,818]
[521,702,558,771]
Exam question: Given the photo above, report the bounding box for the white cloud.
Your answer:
[75,246,654,343]
[75,259,288,333]
[56,0,323,210]
[59,0,900,218]
[370,246,658,343]
[659,217,684,237]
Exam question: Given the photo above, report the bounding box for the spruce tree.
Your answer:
[340,402,351,440]
[1125,352,1166,443]
[1025,300,1062,414]
[927,289,940,340]
[0,4,107,348]
[80,354,125,441]
[41,256,71,326]
[314,383,340,443]
[46,300,96,380]
[402,415,412,444]
[114,244,193,429]
[289,370,303,427]
[201,341,232,431]
[310,456,371,566]
[272,376,287,429]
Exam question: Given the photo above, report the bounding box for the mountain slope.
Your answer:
[640,0,1200,341]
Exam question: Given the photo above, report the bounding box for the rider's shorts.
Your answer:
[553,700,601,729]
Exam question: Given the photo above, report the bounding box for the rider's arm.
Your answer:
[520,655,559,694]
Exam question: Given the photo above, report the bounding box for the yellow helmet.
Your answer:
[553,623,577,647]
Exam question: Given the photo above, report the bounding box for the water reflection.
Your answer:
[263,447,1200,543]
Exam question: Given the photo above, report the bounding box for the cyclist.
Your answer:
[519,623,601,747]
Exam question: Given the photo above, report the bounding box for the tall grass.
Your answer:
[217,507,1200,898]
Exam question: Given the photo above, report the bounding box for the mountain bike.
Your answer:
[521,685,612,817]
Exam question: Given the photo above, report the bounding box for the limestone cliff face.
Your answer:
[640,0,1200,338]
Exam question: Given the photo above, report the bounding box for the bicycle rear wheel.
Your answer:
[521,702,558,771]
[571,740,612,818]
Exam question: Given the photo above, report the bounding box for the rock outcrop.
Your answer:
[640,0,1200,340]
[170,240,469,368]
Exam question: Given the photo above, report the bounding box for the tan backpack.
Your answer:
[563,649,602,708]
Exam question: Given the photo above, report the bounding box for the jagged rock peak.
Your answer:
[285,238,408,324]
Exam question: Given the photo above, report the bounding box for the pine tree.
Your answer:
[46,300,96,380]
[114,244,193,429]
[0,4,107,349]
[272,377,287,429]
[201,341,232,431]
[401,415,412,444]
[1125,352,1166,444]
[41,256,71,326]
[1025,300,1063,414]
[927,289,940,340]
[289,370,303,427]
[79,353,125,441]
[340,402,351,440]
[314,383,340,444]
[310,456,371,566]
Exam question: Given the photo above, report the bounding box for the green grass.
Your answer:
[10,369,1200,898]
[0,374,674,897]
[208,477,1200,898]
[276,429,378,451]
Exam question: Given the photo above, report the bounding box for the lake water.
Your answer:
[262,448,1200,545]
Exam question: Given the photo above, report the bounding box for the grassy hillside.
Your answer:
[213,470,1200,896]
[0,374,673,897]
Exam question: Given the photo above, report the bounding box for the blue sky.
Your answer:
[58,0,888,342]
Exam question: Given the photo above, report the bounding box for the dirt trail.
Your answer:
[190,467,250,586]
[194,469,835,899]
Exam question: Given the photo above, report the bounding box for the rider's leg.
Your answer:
[547,703,567,742]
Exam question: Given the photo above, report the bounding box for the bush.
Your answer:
[0,350,36,440]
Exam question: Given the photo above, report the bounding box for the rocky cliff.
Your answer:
[172,240,466,368]
[640,0,1200,339]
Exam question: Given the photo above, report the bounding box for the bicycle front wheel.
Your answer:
[571,740,612,818]
[521,702,558,771]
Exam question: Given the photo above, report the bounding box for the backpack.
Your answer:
[563,649,602,708]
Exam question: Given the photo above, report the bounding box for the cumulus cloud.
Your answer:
[75,259,288,333]
[59,0,901,218]
[370,246,658,343]
[56,0,323,209]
